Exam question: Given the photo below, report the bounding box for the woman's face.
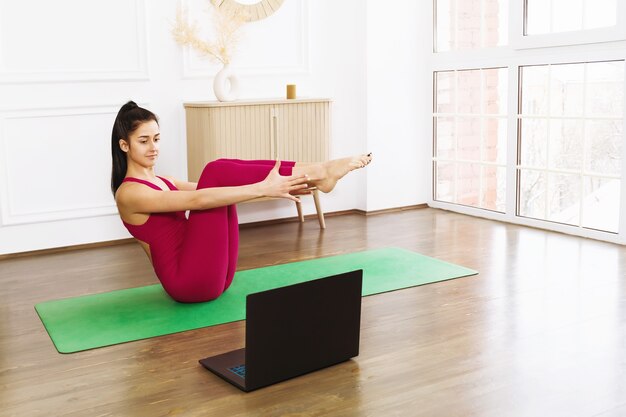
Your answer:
[120,120,160,168]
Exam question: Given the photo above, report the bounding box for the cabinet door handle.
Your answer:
[271,115,279,160]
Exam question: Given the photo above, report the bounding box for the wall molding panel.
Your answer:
[0,0,149,84]
[0,105,125,226]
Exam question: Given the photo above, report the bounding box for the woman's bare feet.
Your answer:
[296,153,372,193]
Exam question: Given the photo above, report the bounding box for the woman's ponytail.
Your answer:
[110,101,159,196]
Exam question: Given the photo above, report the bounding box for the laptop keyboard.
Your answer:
[228,364,246,378]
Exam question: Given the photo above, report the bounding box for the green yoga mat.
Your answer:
[35,247,477,353]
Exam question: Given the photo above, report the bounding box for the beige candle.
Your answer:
[286,84,296,99]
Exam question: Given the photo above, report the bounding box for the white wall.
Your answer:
[365,0,432,211]
[0,0,428,255]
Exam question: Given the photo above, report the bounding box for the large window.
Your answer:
[432,0,626,242]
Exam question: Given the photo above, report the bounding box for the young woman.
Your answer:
[112,101,372,303]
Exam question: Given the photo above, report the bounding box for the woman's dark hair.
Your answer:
[111,101,159,195]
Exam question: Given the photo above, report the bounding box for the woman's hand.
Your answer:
[258,161,310,202]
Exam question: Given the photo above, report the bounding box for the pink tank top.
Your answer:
[120,176,187,280]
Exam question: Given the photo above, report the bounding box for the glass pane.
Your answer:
[436,117,456,159]
[525,0,551,35]
[456,0,482,50]
[483,68,507,114]
[457,70,482,114]
[482,166,506,212]
[586,61,624,117]
[436,0,453,52]
[548,119,584,170]
[582,177,620,232]
[436,162,455,202]
[585,120,623,175]
[457,117,481,161]
[518,169,547,219]
[483,117,507,164]
[550,64,585,117]
[548,173,581,225]
[517,60,623,233]
[520,66,550,115]
[457,163,480,206]
[435,0,507,51]
[526,0,616,34]
[519,118,548,168]
[552,0,583,33]
[496,0,508,46]
[436,71,456,114]
[585,0,617,30]
[433,67,508,214]
[483,0,508,47]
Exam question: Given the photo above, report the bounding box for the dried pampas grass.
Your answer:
[172,1,248,65]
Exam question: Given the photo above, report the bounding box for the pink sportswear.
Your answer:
[121,158,295,303]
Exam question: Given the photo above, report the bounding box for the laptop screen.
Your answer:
[244,269,363,390]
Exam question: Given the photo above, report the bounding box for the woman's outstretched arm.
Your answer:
[116,161,308,214]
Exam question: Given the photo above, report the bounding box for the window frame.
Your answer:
[433,67,509,212]
[429,0,626,244]
[516,60,624,233]
[510,0,626,49]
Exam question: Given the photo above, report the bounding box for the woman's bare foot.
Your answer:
[315,153,373,193]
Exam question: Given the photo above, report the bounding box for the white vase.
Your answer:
[213,63,240,102]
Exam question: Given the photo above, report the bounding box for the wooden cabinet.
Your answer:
[184,98,331,182]
[183,98,332,227]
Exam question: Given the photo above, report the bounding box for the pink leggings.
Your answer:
[169,158,295,303]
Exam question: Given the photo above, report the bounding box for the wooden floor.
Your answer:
[2,207,626,417]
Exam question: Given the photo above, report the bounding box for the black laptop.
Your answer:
[199,269,363,392]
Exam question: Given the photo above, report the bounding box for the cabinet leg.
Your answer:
[312,189,326,229]
[296,200,304,222]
